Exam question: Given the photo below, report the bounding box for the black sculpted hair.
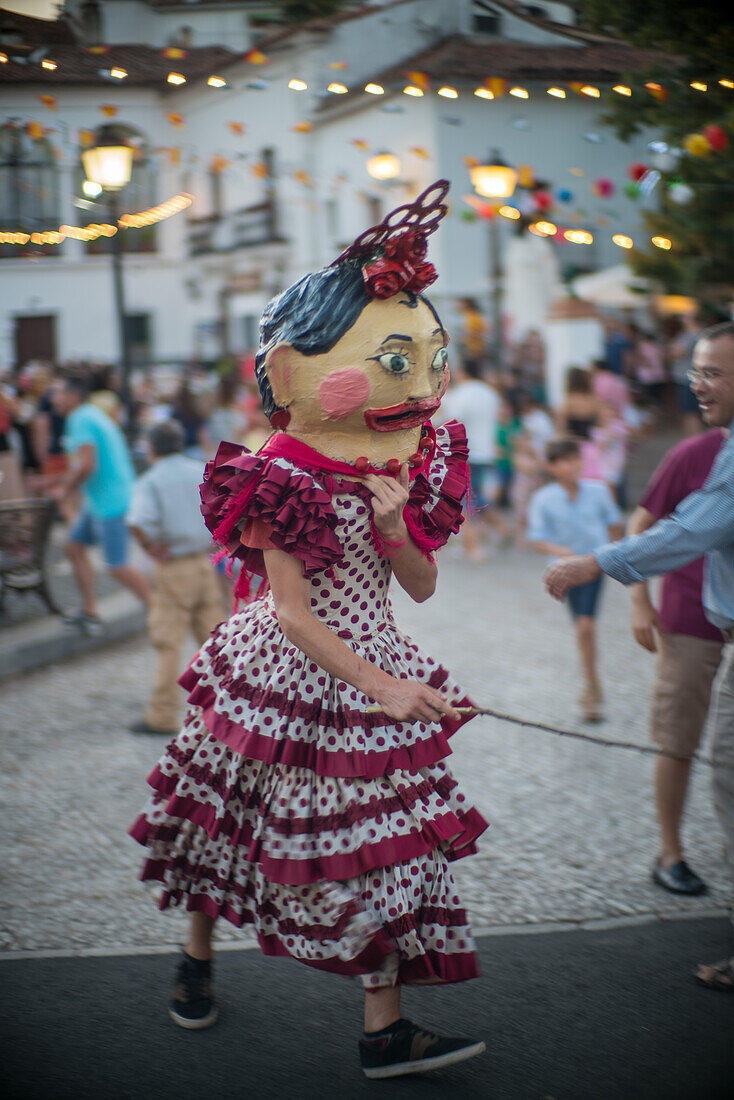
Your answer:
[254,262,445,419]
[255,262,369,418]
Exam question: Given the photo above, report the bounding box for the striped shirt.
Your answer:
[595,419,734,630]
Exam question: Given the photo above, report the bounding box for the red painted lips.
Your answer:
[364,397,440,432]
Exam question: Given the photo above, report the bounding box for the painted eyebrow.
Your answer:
[379,333,413,343]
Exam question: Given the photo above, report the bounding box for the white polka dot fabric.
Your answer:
[131,434,486,986]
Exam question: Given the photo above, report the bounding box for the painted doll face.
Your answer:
[264,295,450,463]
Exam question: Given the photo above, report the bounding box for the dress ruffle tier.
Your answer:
[130,421,488,985]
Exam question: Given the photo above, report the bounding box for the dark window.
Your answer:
[364,194,381,226]
[124,313,151,366]
[472,2,501,34]
[0,123,61,257]
[14,315,56,367]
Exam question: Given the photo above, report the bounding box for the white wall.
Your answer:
[0,1,656,369]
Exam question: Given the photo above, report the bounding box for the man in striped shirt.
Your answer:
[544,321,734,992]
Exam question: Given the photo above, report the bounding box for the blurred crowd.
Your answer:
[435,299,711,561]
[0,355,270,503]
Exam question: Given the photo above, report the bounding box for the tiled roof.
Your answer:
[327,33,669,98]
[0,7,77,49]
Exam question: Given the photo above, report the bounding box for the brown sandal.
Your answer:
[694,957,734,992]
[580,688,603,724]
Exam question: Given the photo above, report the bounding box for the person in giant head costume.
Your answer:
[131,182,488,1078]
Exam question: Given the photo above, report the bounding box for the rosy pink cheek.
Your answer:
[318,368,371,420]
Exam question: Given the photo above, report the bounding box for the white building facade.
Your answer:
[0,0,656,369]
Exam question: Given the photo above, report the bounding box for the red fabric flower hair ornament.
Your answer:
[332,179,449,300]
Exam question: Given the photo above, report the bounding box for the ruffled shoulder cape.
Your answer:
[200,420,468,597]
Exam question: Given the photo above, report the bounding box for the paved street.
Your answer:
[2,431,733,1100]
[0,525,729,956]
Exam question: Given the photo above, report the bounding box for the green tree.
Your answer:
[578,0,734,304]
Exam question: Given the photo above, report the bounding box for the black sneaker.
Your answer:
[62,612,104,636]
[169,950,218,1030]
[359,1018,486,1079]
[129,720,177,737]
[652,859,707,896]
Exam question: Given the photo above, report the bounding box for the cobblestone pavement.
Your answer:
[1,528,729,956]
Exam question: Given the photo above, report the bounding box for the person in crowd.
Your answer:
[0,377,24,501]
[511,391,554,547]
[456,297,488,370]
[202,371,248,456]
[591,401,630,503]
[171,377,206,458]
[528,437,623,722]
[628,429,725,896]
[544,321,734,991]
[11,364,49,493]
[669,313,706,437]
[592,358,629,419]
[127,421,224,736]
[436,360,508,559]
[556,366,605,481]
[52,374,150,634]
[495,391,523,513]
[603,317,633,377]
[513,328,547,404]
[630,326,667,410]
[33,369,68,482]
[88,364,123,424]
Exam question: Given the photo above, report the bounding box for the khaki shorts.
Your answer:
[650,630,723,757]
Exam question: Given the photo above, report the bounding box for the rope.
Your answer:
[365,704,716,767]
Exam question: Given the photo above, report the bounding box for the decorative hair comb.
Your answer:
[332,179,449,300]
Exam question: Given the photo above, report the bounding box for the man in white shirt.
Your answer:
[127,420,225,735]
[437,361,508,559]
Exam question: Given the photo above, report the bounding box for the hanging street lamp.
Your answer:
[82,124,135,423]
[470,151,518,365]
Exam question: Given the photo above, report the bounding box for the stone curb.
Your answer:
[0,591,146,680]
[1,908,728,962]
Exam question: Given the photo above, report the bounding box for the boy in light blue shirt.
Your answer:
[528,437,623,721]
[53,375,149,633]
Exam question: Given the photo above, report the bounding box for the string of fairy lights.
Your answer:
[1,49,731,252]
[0,194,192,245]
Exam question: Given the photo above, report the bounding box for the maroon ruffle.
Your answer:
[200,441,343,578]
[179,670,475,779]
[403,420,469,555]
[131,791,486,887]
[134,867,478,984]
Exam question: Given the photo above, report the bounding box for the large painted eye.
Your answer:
[432,347,448,371]
[377,352,410,375]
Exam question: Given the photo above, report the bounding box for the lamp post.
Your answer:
[81,125,135,420]
[469,150,518,367]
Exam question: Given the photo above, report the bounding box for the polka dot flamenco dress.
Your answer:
[130,421,488,986]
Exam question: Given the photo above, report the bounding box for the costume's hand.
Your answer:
[544,554,601,601]
[376,678,459,723]
[630,598,660,653]
[365,464,410,540]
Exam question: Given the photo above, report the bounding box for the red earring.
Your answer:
[271,408,291,430]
